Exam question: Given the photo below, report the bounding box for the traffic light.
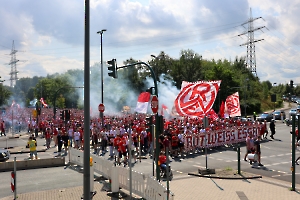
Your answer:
[65,109,71,121]
[146,116,153,133]
[60,110,65,120]
[146,87,155,95]
[107,58,118,78]
[290,80,294,88]
[157,115,164,134]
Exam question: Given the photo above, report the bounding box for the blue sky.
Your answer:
[0,0,300,87]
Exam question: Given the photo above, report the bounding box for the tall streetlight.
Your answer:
[0,77,5,107]
[272,83,277,111]
[244,78,249,118]
[97,29,107,127]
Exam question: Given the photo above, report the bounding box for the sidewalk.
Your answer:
[1,173,300,200]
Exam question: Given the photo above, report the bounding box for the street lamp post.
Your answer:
[273,83,277,111]
[244,78,249,118]
[0,79,4,107]
[97,29,107,128]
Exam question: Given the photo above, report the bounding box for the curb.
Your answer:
[9,149,47,154]
[187,172,262,180]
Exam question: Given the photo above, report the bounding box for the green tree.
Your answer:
[0,84,12,107]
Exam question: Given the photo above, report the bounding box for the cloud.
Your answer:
[0,0,300,87]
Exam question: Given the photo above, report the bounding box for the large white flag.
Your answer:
[135,92,151,113]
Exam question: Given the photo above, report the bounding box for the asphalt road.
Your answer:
[0,167,84,199]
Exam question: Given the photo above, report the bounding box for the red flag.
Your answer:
[219,101,225,118]
[174,80,221,117]
[40,98,48,108]
[207,109,219,121]
[225,92,241,117]
[135,92,151,113]
[160,104,168,116]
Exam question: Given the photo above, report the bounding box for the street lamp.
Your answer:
[0,78,5,107]
[97,29,107,128]
[273,83,277,111]
[244,78,249,118]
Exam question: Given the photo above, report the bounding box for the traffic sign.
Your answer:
[11,172,15,192]
[151,95,158,114]
[98,103,105,112]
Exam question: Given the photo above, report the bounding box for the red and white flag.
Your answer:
[160,104,168,116]
[40,98,48,108]
[174,80,221,117]
[207,109,219,121]
[135,92,151,113]
[225,92,241,117]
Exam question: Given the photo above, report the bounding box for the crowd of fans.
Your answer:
[1,106,267,163]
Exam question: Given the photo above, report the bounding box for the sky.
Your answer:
[0,0,300,88]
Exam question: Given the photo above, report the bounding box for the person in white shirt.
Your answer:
[74,128,81,149]
[68,126,74,147]
[110,127,117,137]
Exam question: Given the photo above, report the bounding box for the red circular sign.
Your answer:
[98,103,105,112]
[151,95,159,113]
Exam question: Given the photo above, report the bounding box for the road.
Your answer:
[85,119,299,185]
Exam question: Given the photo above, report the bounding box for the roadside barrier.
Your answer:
[69,148,173,199]
[118,166,146,198]
[69,148,84,166]
[145,176,174,200]
[91,154,112,179]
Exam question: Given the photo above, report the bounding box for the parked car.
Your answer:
[289,108,297,117]
[272,110,286,120]
[0,148,10,162]
[285,115,299,126]
[256,112,273,122]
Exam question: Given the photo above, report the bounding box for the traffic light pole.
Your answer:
[291,115,296,191]
[35,102,39,138]
[52,86,84,119]
[117,61,160,179]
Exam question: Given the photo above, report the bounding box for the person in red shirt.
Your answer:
[118,136,127,165]
[113,135,121,162]
[45,128,52,149]
[159,151,167,172]
[171,134,179,157]
[52,126,58,147]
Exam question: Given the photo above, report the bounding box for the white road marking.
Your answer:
[193,165,205,168]
[271,163,281,165]
[271,175,282,177]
